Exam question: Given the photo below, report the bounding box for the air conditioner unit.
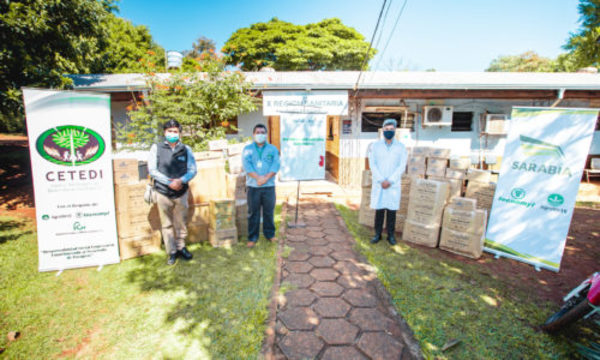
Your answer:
[423,106,453,126]
[485,114,509,135]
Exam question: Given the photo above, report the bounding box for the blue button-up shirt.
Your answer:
[242,142,280,188]
[148,141,197,185]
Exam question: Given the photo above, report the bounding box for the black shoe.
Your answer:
[178,247,193,261]
[167,253,177,265]
[387,234,397,245]
[370,234,381,244]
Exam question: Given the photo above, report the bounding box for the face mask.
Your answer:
[254,133,267,144]
[165,133,179,143]
[383,130,395,140]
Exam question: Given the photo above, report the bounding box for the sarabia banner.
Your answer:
[279,113,326,181]
[22,89,120,272]
[485,107,599,271]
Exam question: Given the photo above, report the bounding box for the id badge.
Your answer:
[257,160,263,169]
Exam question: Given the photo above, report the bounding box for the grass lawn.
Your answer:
[336,204,597,360]
[0,205,280,359]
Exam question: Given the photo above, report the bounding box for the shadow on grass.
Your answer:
[0,145,34,209]
[0,218,33,243]
[124,205,281,359]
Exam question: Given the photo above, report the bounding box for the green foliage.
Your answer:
[52,128,89,149]
[118,58,257,151]
[564,0,600,69]
[486,51,559,72]
[184,36,216,60]
[222,17,376,71]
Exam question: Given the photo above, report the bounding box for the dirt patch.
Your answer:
[0,144,34,218]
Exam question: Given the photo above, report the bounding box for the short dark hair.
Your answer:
[253,124,268,133]
[163,119,181,131]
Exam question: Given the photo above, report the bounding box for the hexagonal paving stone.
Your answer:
[279,331,324,360]
[357,332,404,360]
[321,346,368,360]
[320,221,340,229]
[287,228,306,236]
[283,273,315,288]
[337,274,368,289]
[323,228,346,236]
[287,250,311,262]
[326,235,348,243]
[308,246,333,256]
[308,255,336,268]
[279,307,320,330]
[313,297,351,318]
[306,231,325,239]
[349,308,392,331]
[333,261,363,275]
[316,318,359,345]
[285,261,313,274]
[286,234,307,242]
[306,237,328,246]
[310,281,344,297]
[310,268,340,281]
[343,289,378,307]
[285,289,317,307]
[306,226,322,232]
[330,250,358,261]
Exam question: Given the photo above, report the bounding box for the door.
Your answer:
[325,115,340,181]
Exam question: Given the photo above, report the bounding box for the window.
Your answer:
[361,112,415,132]
[451,112,473,132]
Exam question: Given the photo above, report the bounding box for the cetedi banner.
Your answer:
[279,113,326,181]
[485,107,599,271]
[23,89,120,272]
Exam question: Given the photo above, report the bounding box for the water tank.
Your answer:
[166,51,183,69]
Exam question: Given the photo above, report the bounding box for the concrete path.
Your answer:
[268,199,421,360]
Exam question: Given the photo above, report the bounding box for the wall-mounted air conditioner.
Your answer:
[485,114,509,135]
[423,106,453,126]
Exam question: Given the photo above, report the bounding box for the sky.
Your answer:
[118,0,582,72]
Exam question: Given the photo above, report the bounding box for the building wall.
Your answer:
[236,109,267,139]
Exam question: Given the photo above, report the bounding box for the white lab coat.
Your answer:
[368,139,408,210]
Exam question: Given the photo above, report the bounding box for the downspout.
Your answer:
[551,88,566,108]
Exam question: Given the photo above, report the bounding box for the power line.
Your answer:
[373,0,393,52]
[376,0,409,71]
[354,0,389,91]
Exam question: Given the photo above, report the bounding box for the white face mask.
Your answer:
[254,133,267,144]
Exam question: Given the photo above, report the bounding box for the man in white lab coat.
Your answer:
[368,118,408,245]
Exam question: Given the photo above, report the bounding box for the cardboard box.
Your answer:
[449,158,471,170]
[426,166,446,177]
[427,157,448,168]
[429,148,451,159]
[409,178,449,204]
[407,165,426,176]
[227,173,246,199]
[208,139,228,151]
[449,197,477,211]
[402,220,440,248]
[362,170,372,187]
[114,183,152,214]
[115,206,161,238]
[227,155,243,174]
[467,169,492,183]
[465,182,496,210]
[445,168,466,180]
[209,227,238,247]
[411,146,431,157]
[194,151,223,161]
[187,222,209,243]
[394,214,406,232]
[119,230,162,260]
[113,159,139,185]
[439,227,484,259]
[236,218,248,238]
[408,156,426,167]
[227,143,246,156]
[442,207,487,235]
[358,206,376,227]
[188,159,227,204]
[187,203,209,224]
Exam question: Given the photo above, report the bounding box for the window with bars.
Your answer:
[451,112,473,132]
[361,112,415,132]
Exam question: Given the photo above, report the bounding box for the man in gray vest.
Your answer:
[148,119,197,265]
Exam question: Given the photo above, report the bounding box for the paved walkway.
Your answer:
[269,199,421,360]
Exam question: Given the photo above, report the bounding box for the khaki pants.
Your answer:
[156,190,189,255]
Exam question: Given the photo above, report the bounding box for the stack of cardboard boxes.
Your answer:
[439,197,487,259]
[358,170,375,227]
[112,159,162,260]
[402,178,449,247]
[208,199,238,247]
[465,169,496,215]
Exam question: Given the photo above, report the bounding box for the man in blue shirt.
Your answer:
[242,124,280,248]
[148,119,197,265]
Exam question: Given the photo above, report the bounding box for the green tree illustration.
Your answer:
[52,129,89,149]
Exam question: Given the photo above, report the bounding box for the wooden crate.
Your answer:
[113,159,139,185]
[188,159,227,204]
[119,230,162,260]
[187,222,209,243]
[209,227,238,248]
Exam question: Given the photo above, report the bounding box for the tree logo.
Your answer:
[36,125,105,166]
[511,188,526,200]
[547,193,565,207]
[519,135,565,159]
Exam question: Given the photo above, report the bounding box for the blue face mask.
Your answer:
[383,130,395,140]
[165,133,179,143]
[254,133,267,144]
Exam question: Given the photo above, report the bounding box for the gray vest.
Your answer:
[154,141,189,199]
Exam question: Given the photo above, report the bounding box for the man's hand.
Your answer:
[169,178,183,191]
[381,180,391,189]
[256,176,267,186]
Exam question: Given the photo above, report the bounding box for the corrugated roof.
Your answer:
[68,71,600,91]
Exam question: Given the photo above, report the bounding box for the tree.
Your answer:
[563,0,600,69]
[222,18,376,71]
[118,58,257,151]
[184,36,216,59]
[485,51,557,72]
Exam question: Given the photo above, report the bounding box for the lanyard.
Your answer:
[255,143,265,160]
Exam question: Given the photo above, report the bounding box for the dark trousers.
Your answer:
[247,186,276,242]
[374,209,397,236]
